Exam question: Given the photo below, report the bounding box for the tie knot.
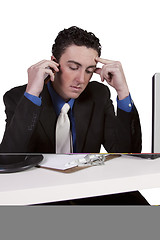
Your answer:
[61,103,70,114]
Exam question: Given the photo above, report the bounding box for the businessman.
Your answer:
[0,26,141,154]
[0,26,148,205]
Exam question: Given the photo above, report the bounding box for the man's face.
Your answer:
[52,45,98,101]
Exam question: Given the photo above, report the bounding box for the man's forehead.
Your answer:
[61,45,98,65]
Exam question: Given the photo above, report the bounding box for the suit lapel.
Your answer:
[39,86,57,148]
[74,96,94,152]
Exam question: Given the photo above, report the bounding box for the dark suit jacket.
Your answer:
[0,81,142,153]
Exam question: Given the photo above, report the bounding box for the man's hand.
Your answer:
[95,57,129,100]
[26,59,59,97]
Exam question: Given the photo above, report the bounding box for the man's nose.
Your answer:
[76,70,85,83]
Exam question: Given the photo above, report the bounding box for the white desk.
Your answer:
[0,154,160,205]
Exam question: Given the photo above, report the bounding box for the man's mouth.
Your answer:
[70,85,82,91]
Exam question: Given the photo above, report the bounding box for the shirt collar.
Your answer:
[47,81,75,115]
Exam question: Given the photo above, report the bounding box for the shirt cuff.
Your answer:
[117,93,133,112]
[24,92,42,106]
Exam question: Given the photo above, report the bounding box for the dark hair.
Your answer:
[52,26,101,61]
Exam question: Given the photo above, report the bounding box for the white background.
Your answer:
[0,0,160,204]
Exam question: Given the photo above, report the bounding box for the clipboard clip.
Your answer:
[65,154,106,168]
[79,154,106,166]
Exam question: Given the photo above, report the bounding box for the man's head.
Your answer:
[52,26,101,62]
[51,26,101,101]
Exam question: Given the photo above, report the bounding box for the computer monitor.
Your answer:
[152,73,160,153]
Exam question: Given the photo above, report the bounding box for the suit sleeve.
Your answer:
[75,82,142,153]
[0,91,41,153]
[103,89,142,153]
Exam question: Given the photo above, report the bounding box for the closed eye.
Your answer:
[86,70,94,74]
[86,67,96,74]
[69,66,79,70]
[68,62,79,70]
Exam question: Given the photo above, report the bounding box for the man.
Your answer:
[0,26,148,205]
[0,26,141,153]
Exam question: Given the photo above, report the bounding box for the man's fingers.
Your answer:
[94,68,101,74]
[94,68,105,82]
[37,61,60,74]
[95,65,119,83]
[45,64,59,73]
[33,60,59,69]
[95,57,113,65]
[44,68,55,82]
[43,60,59,69]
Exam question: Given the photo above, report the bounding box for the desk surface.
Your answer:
[0,154,160,205]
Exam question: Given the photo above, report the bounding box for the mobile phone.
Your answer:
[44,59,59,83]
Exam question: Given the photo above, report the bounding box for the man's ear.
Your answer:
[51,55,58,62]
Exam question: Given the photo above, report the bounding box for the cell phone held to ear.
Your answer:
[44,59,59,84]
[44,67,54,84]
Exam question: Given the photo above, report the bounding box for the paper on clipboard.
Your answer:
[39,154,87,170]
[38,154,121,172]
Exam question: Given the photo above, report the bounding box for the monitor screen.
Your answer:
[152,73,160,153]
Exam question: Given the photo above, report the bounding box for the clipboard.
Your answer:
[37,154,121,173]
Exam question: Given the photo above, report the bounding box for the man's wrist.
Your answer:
[25,89,41,97]
[117,88,130,100]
